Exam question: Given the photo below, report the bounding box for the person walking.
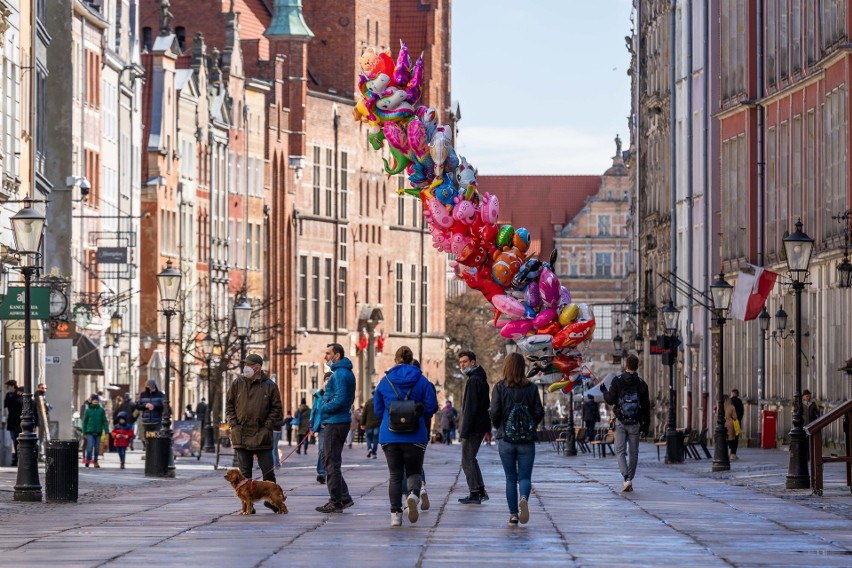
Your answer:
[489,352,544,526]
[582,393,599,443]
[225,353,283,489]
[729,389,744,459]
[314,343,357,514]
[374,346,438,526]
[601,354,650,492]
[283,411,294,446]
[4,380,23,466]
[195,398,208,428]
[110,412,135,469]
[81,395,110,468]
[722,395,739,460]
[295,399,311,454]
[135,379,165,448]
[361,390,381,458]
[457,350,491,504]
[118,393,137,450]
[438,400,456,444]
[802,389,820,424]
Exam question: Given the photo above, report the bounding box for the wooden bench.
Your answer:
[805,398,852,496]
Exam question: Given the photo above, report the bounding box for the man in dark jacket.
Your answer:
[601,354,650,492]
[457,350,491,504]
[361,390,381,458]
[315,343,356,514]
[136,379,165,447]
[4,380,23,466]
[226,354,283,487]
[582,394,599,442]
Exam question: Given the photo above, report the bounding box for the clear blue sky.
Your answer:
[451,1,633,175]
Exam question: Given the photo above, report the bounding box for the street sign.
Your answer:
[45,355,61,364]
[0,287,50,320]
[97,247,128,264]
[5,320,44,343]
[49,320,76,339]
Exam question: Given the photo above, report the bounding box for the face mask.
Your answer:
[242,366,255,379]
[462,366,473,376]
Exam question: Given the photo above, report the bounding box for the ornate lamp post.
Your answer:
[200,333,216,452]
[662,301,683,463]
[234,297,252,363]
[710,272,734,472]
[151,259,181,478]
[783,219,814,489]
[10,202,45,501]
[833,210,851,288]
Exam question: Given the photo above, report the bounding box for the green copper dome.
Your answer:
[264,0,314,39]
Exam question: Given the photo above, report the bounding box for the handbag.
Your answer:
[733,419,741,437]
[385,379,420,433]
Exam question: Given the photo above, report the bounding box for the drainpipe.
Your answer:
[685,0,694,431]
[756,0,765,445]
[701,0,711,431]
[332,109,340,343]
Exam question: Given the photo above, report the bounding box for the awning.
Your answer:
[73,332,104,376]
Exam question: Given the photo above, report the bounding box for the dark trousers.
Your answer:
[728,435,740,455]
[585,420,597,441]
[285,427,293,446]
[461,432,486,493]
[8,428,20,464]
[384,443,425,512]
[322,423,351,506]
[235,447,276,482]
[296,431,310,453]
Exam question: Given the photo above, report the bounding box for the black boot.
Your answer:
[458,492,482,504]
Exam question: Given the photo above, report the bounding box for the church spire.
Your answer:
[264,0,314,40]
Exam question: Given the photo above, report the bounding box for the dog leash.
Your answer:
[244,428,314,482]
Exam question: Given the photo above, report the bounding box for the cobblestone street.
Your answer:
[1,441,851,567]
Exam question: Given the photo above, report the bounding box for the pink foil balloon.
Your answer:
[539,267,561,306]
[533,308,557,329]
[499,319,534,340]
[491,294,528,319]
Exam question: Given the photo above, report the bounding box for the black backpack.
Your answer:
[503,385,536,443]
[616,379,641,425]
[385,379,421,433]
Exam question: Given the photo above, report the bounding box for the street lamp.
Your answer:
[662,301,683,464]
[110,310,122,336]
[832,210,851,288]
[710,271,734,472]
[234,297,252,362]
[200,333,216,452]
[783,219,814,489]
[148,259,181,478]
[10,202,45,502]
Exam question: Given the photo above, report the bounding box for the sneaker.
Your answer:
[93,462,100,468]
[391,512,403,527]
[420,487,430,511]
[120,463,125,469]
[730,454,738,461]
[508,514,519,527]
[622,479,633,492]
[480,489,490,501]
[316,475,326,484]
[518,497,529,524]
[406,494,419,523]
[458,493,481,505]
[315,501,343,514]
[367,451,372,458]
[341,499,354,510]
[372,453,377,459]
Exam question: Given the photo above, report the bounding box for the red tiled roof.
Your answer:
[477,175,601,257]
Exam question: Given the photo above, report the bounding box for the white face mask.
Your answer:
[242,366,255,379]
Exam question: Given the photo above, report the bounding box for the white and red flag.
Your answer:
[729,266,778,321]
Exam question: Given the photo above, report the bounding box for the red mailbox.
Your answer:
[761,410,777,449]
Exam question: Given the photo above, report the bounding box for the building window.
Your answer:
[324,258,332,329]
[312,146,321,215]
[766,127,777,255]
[397,196,405,226]
[779,121,789,235]
[597,215,611,236]
[340,152,348,219]
[300,365,307,390]
[338,266,347,329]
[365,256,371,305]
[312,257,320,328]
[420,266,428,333]
[299,255,308,328]
[339,226,348,261]
[395,262,403,333]
[591,305,613,340]
[325,148,333,217]
[377,257,383,305]
[246,223,253,269]
[594,253,612,278]
[410,265,417,333]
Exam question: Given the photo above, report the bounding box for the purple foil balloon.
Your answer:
[525,281,542,308]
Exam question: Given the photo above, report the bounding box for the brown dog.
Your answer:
[224,469,288,515]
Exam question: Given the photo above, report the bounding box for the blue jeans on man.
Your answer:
[497,440,535,514]
[85,434,101,464]
[365,426,379,456]
[272,428,282,467]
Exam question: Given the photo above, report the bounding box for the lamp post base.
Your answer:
[786,426,810,489]
[665,427,684,464]
[563,428,577,456]
[203,423,216,453]
[711,424,730,472]
[13,432,42,502]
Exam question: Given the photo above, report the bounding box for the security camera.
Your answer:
[80,178,91,199]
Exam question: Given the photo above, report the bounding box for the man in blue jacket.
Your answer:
[315,343,356,514]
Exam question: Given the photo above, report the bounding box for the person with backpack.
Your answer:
[374,346,438,527]
[489,352,544,526]
[600,354,650,492]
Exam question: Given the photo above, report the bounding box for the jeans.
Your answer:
[116,446,127,464]
[322,423,351,505]
[442,428,451,444]
[614,420,641,481]
[85,434,101,463]
[235,447,277,482]
[365,426,380,454]
[461,432,486,493]
[401,465,426,495]
[272,429,281,467]
[383,443,425,512]
[497,439,535,514]
[316,428,326,476]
